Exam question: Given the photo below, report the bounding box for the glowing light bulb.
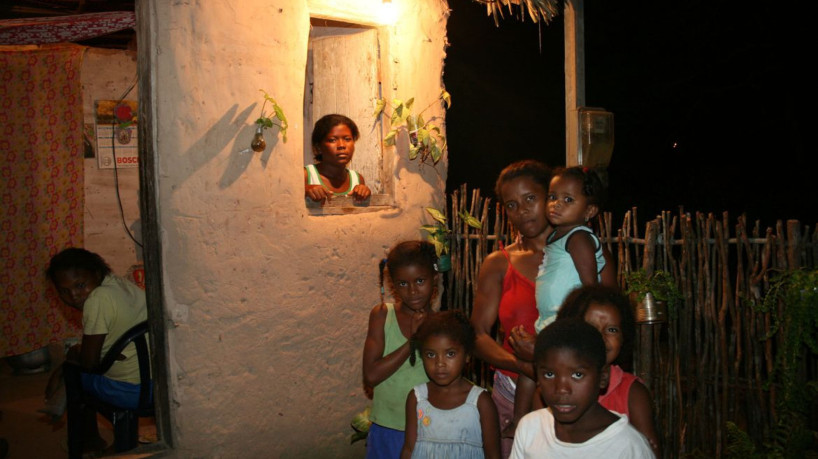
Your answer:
[379,0,398,25]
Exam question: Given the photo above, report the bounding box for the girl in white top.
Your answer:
[511,319,654,458]
[402,310,501,459]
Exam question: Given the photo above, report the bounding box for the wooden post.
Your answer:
[787,219,801,269]
[135,0,172,450]
[563,0,584,166]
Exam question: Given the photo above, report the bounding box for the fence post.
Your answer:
[635,220,659,387]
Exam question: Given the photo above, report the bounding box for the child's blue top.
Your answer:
[534,226,605,332]
[411,383,486,459]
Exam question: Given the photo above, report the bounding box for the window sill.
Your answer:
[305,194,395,215]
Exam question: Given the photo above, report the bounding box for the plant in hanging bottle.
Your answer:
[251,89,288,152]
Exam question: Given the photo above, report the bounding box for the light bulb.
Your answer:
[251,126,266,152]
[379,0,398,25]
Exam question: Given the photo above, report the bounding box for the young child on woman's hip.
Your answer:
[507,166,610,440]
[535,165,609,331]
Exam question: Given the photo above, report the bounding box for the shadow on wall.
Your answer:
[153,102,265,191]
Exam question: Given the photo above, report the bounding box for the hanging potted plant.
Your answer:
[421,207,481,272]
[251,89,288,152]
[623,269,682,324]
[373,89,451,166]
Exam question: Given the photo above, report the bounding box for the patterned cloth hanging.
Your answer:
[0,11,134,45]
[0,43,85,356]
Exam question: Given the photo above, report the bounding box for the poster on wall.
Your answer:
[95,100,138,169]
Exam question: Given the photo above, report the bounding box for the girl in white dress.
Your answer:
[401,311,501,459]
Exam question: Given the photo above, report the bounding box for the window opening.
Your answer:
[304,18,393,211]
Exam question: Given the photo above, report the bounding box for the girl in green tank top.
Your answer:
[362,241,439,458]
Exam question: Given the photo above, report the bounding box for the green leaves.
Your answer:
[429,238,447,258]
[256,89,288,142]
[348,406,371,444]
[425,207,447,225]
[373,98,386,117]
[429,145,441,163]
[420,207,482,257]
[417,128,431,147]
[384,130,397,146]
[408,144,420,160]
[255,117,274,129]
[458,210,483,229]
[624,269,682,317]
[731,269,818,458]
[441,89,451,109]
[420,224,442,234]
[373,89,451,167]
[422,207,450,257]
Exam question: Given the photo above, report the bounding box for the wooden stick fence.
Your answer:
[444,186,818,458]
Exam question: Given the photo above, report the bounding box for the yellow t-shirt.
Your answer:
[82,275,148,384]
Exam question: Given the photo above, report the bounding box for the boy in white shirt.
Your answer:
[510,319,655,458]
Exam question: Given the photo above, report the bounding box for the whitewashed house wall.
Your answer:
[142,0,449,456]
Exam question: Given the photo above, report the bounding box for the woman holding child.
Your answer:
[471,160,617,458]
[470,159,554,457]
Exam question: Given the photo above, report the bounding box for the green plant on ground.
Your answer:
[421,207,481,258]
[725,422,764,459]
[348,406,371,444]
[373,89,451,166]
[724,269,818,458]
[731,268,818,458]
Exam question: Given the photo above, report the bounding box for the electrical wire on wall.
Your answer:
[109,75,143,248]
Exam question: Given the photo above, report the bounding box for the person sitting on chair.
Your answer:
[46,248,149,457]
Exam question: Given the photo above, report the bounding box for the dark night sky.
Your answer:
[443,0,813,227]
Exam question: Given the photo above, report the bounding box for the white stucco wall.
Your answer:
[145,0,449,456]
[81,48,142,276]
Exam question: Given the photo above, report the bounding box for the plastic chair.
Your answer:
[72,321,154,454]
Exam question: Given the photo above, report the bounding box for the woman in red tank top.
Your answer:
[471,160,553,458]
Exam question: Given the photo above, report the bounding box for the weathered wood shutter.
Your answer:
[306,27,383,193]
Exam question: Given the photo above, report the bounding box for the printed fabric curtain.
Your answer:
[0,43,85,357]
[0,12,135,46]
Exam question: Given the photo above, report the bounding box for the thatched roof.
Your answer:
[473,0,561,25]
